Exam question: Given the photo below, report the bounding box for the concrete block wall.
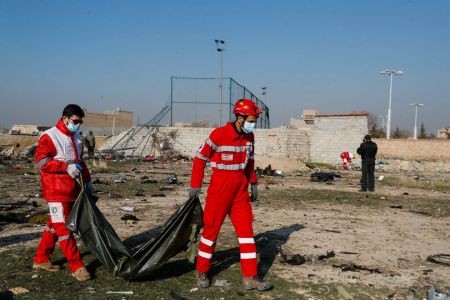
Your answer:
[161,127,310,160]
[309,116,368,164]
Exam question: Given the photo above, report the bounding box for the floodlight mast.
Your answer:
[380,69,404,139]
[409,103,424,139]
[215,39,225,126]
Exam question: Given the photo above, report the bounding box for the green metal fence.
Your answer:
[170,76,270,128]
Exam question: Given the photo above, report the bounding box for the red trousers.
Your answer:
[34,202,84,272]
[196,171,258,277]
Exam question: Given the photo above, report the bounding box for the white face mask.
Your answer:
[66,121,80,133]
[242,121,255,133]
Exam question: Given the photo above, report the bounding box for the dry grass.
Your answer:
[380,176,450,191]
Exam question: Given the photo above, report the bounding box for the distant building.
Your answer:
[82,109,134,136]
[9,125,51,136]
[437,127,449,139]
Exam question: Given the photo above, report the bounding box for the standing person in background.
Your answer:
[357,134,378,192]
[33,104,94,281]
[85,131,96,159]
[189,99,273,292]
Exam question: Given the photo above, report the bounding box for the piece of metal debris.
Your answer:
[427,287,450,300]
[333,263,382,274]
[427,254,450,266]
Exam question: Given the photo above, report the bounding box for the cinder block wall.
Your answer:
[309,116,368,164]
[159,127,310,160]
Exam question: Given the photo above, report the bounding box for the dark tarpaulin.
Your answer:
[66,189,203,280]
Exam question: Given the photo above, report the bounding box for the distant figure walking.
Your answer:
[357,135,378,192]
[85,131,96,159]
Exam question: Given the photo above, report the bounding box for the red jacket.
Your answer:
[35,119,91,202]
[190,122,258,189]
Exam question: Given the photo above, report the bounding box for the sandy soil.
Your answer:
[1,157,449,298]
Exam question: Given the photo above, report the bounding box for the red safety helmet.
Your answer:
[233,99,262,117]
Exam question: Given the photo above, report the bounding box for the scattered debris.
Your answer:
[106,291,134,295]
[278,246,335,265]
[135,189,145,196]
[142,178,158,184]
[333,263,382,274]
[189,287,198,292]
[427,287,450,300]
[119,206,135,212]
[121,214,139,221]
[169,290,186,300]
[427,254,450,266]
[8,287,29,295]
[256,164,284,177]
[378,175,385,181]
[213,279,231,287]
[340,251,358,255]
[324,229,341,233]
[108,192,123,199]
[114,175,127,183]
[390,204,403,209]
[310,172,341,182]
[409,210,432,216]
[165,174,178,184]
[151,193,166,197]
[318,251,336,260]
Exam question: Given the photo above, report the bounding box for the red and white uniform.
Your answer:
[340,151,354,171]
[33,119,90,272]
[191,122,258,277]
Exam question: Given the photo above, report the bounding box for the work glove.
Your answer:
[67,163,83,178]
[250,184,258,202]
[85,181,94,195]
[189,188,201,199]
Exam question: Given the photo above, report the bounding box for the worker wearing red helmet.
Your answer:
[189,99,273,291]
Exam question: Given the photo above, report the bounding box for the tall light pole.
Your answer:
[409,103,424,139]
[380,69,404,139]
[215,39,225,126]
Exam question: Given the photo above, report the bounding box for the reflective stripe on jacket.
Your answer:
[190,122,257,189]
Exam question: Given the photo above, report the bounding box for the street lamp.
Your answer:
[215,39,225,125]
[261,86,267,96]
[409,103,424,139]
[380,69,404,139]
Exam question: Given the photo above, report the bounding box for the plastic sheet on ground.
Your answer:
[66,187,203,280]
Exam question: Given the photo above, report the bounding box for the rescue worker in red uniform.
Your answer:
[189,99,273,291]
[340,151,354,170]
[33,104,93,281]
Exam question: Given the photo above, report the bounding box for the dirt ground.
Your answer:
[0,154,449,299]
